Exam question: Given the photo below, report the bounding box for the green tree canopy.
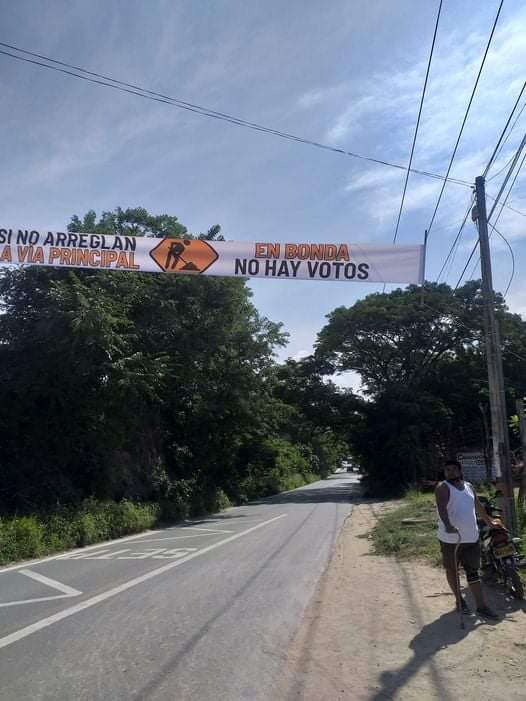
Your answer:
[315,281,526,493]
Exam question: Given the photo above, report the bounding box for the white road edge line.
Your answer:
[0,513,287,650]
[19,570,82,596]
[0,529,163,575]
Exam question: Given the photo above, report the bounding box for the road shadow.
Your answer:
[249,479,361,506]
[370,611,476,701]
[370,575,522,701]
[154,475,362,530]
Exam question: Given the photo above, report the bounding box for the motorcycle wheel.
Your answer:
[508,570,525,600]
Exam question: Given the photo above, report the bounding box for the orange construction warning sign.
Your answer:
[149,238,219,274]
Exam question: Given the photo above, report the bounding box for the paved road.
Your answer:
[0,472,359,700]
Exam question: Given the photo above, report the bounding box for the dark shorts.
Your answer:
[440,541,481,583]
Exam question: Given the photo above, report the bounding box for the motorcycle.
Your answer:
[477,495,524,600]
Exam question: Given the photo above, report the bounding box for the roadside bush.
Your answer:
[0,499,161,565]
[211,489,232,513]
[108,500,159,537]
[159,497,191,523]
[0,516,44,564]
[43,514,77,552]
[72,512,99,547]
[0,520,17,563]
[239,437,317,500]
[158,479,194,523]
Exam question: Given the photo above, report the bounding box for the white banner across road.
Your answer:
[0,228,425,284]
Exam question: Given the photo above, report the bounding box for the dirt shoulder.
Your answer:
[273,499,526,701]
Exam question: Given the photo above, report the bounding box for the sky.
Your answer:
[1,0,525,392]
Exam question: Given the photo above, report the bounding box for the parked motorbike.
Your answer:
[477,495,524,600]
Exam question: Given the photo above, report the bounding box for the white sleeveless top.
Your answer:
[437,481,479,544]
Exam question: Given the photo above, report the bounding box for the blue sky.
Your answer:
[2,1,525,390]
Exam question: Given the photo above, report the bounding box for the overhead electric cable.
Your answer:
[486,193,526,216]
[488,142,523,184]
[466,146,526,280]
[454,225,480,291]
[492,225,516,296]
[487,132,526,221]
[487,102,526,182]
[502,202,526,217]
[392,0,443,245]
[455,133,526,289]
[435,196,474,282]
[484,80,526,177]
[425,0,504,239]
[0,41,473,188]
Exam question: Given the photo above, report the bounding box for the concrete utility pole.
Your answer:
[474,175,517,534]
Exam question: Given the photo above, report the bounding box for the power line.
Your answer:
[435,196,474,282]
[454,224,480,291]
[484,81,526,177]
[436,85,526,285]
[486,194,526,217]
[466,146,526,282]
[0,42,474,188]
[456,134,526,289]
[392,0,442,245]
[488,132,526,221]
[486,101,526,182]
[492,225,515,297]
[503,202,526,217]
[425,0,504,239]
[488,143,523,184]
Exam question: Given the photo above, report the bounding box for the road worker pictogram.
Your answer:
[149,238,219,274]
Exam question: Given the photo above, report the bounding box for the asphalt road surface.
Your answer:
[0,472,359,701]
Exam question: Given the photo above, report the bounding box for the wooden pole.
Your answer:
[475,176,517,534]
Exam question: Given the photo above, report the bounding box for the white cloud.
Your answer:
[507,290,526,319]
[492,209,526,241]
[326,95,376,143]
[291,349,310,361]
[330,370,364,395]
[297,90,326,109]
[324,8,526,176]
[344,166,402,193]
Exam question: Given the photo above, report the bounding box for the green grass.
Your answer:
[370,492,441,565]
[372,490,526,583]
[0,499,160,566]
